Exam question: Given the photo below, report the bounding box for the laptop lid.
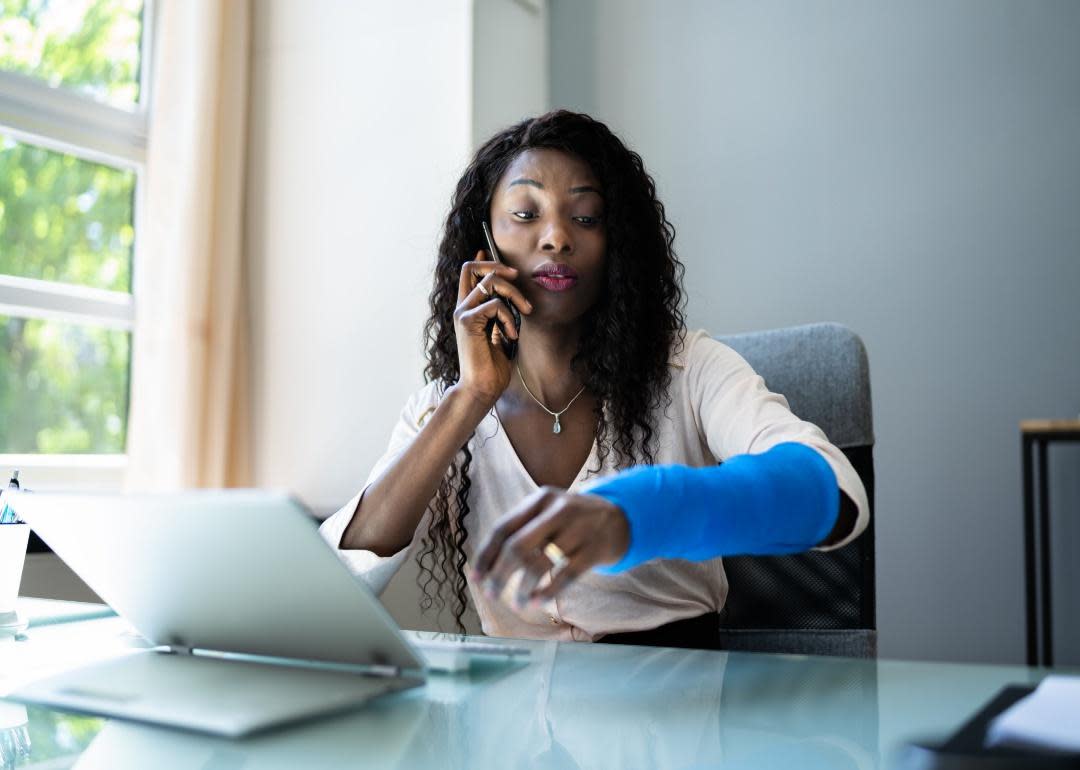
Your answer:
[12,490,424,673]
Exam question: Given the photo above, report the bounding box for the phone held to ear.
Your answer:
[482,221,520,360]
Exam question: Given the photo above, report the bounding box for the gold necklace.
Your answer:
[515,363,587,435]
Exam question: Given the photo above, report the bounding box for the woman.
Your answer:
[320,111,868,645]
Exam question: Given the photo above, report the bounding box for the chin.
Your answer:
[534,309,596,331]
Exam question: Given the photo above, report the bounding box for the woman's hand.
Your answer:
[454,250,533,406]
[471,487,631,608]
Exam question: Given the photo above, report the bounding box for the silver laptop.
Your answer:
[9,490,431,737]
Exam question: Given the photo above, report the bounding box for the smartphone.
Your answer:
[481,221,520,360]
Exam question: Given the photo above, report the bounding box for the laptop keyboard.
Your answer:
[413,639,530,673]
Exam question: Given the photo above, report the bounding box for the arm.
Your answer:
[689,336,870,547]
[338,250,532,556]
[471,443,853,602]
[588,442,840,572]
[340,384,491,555]
[472,334,869,603]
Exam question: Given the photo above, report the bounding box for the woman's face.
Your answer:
[488,148,606,327]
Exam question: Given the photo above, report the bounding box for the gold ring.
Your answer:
[543,542,568,571]
[477,280,491,296]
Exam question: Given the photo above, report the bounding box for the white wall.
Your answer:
[247,0,547,633]
[247,0,471,631]
[472,0,549,146]
[248,0,473,512]
[550,0,1080,664]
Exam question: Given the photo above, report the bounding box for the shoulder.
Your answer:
[669,329,755,381]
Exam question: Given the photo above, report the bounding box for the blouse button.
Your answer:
[548,615,559,625]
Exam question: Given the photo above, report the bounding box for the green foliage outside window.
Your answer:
[1,315,131,453]
[0,0,143,106]
[0,0,143,454]
[1,136,135,292]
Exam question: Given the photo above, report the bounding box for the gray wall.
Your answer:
[551,0,1080,664]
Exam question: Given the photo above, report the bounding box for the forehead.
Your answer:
[496,148,600,192]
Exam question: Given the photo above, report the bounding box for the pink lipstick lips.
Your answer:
[532,263,579,292]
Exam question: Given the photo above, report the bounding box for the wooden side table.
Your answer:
[1020,419,1080,667]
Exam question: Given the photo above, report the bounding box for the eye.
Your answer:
[574,216,602,227]
[512,210,538,220]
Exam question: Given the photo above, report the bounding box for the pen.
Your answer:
[0,470,19,524]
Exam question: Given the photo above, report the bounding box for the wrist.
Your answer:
[444,383,497,422]
[588,467,668,573]
[592,495,631,567]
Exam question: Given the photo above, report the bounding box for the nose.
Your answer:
[539,219,573,254]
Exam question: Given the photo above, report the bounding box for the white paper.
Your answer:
[986,675,1080,753]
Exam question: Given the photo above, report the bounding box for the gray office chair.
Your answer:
[715,323,876,658]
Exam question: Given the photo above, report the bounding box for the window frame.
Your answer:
[0,0,158,491]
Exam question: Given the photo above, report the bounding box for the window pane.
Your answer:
[0,133,134,293]
[0,314,129,453]
[0,0,144,108]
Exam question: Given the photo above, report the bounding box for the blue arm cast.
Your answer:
[588,442,840,573]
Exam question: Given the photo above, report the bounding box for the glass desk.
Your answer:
[0,612,1059,769]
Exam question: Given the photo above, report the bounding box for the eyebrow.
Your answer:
[508,178,603,196]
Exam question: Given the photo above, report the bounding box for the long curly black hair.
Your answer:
[417,110,686,632]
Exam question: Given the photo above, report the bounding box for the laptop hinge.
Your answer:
[155,646,413,678]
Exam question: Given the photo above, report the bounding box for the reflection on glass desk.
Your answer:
[0,614,1060,769]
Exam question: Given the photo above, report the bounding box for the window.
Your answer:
[0,0,154,489]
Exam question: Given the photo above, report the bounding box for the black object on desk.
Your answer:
[900,684,1080,769]
[1021,420,1080,668]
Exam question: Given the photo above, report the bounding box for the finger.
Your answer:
[512,544,561,609]
[530,546,595,602]
[481,274,533,316]
[468,258,519,288]
[459,298,520,339]
[472,488,554,578]
[460,273,530,324]
[487,530,556,605]
[458,268,522,312]
[523,514,596,603]
[457,256,518,302]
[482,507,560,597]
[490,321,505,347]
[541,514,592,555]
[516,529,582,608]
[503,496,574,560]
[465,272,497,307]
[485,498,572,598]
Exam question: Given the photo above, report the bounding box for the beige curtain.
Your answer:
[125,0,252,490]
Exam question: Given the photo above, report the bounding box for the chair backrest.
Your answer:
[714,323,876,657]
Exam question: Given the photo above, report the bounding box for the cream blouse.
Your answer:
[319,330,869,642]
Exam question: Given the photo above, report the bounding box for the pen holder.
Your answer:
[0,702,31,766]
[0,522,30,615]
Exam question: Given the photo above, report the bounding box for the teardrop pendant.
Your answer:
[553,415,562,434]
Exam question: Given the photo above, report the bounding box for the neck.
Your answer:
[513,322,584,406]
